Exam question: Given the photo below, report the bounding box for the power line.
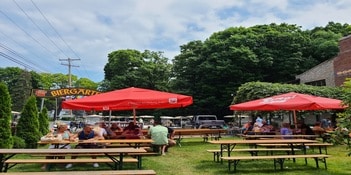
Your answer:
[30,0,93,80]
[0,9,61,60]
[0,42,48,72]
[13,0,69,58]
[0,30,60,72]
[0,52,40,72]
[30,0,79,59]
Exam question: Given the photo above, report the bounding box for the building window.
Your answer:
[305,79,326,86]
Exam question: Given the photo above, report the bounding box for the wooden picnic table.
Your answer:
[114,129,226,146]
[0,148,146,172]
[172,129,227,145]
[1,170,157,175]
[38,139,153,149]
[209,139,318,163]
[240,134,319,140]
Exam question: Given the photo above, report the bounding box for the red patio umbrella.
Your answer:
[230,92,345,127]
[62,87,193,122]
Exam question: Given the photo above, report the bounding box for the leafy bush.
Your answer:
[12,136,26,148]
[0,82,13,148]
[16,96,40,148]
[38,107,50,136]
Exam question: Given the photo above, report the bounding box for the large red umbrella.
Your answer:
[230,92,345,127]
[62,87,193,122]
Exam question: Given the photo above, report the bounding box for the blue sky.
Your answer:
[1,0,350,82]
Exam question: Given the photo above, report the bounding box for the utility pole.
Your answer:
[60,58,80,87]
[60,58,80,118]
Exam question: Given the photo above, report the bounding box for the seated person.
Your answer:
[260,121,272,133]
[117,122,143,139]
[147,120,168,155]
[165,126,176,152]
[252,123,262,133]
[242,122,254,135]
[99,122,118,139]
[312,122,325,135]
[110,122,123,132]
[41,122,73,148]
[301,124,315,135]
[41,123,72,170]
[66,124,103,169]
[280,123,292,138]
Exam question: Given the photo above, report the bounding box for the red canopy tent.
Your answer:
[230,92,345,127]
[62,87,193,122]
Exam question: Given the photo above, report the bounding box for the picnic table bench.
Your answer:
[4,158,139,172]
[209,139,317,163]
[2,170,156,175]
[172,129,227,146]
[257,142,333,154]
[221,154,330,173]
[0,148,146,172]
[240,134,319,140]
[207,148,300,162]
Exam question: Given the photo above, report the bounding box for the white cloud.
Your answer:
[0,0,350,82]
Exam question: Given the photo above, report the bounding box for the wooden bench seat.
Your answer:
[305,143,333,154]
[207,148,300,162]
[31,152,158,157]
[258,143,333,154]
[4,158,138,172]
[257,143,291,147]
[221,154,330,173]
[105,144,152,148]
[2,170,156,175]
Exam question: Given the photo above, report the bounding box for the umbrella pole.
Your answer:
[133,108,136,124]
[108,110,112,126]
[293,110,297,129]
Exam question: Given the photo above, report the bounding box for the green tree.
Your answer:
[0,82,13,148]
[171,23,348,117]
[75,78,98,90]
[0,67,28,112]
[233,81,343,104]
[16,96,40,148]
[103,49,171,91]
[335,78,351,152]
[11,70,32,112]
[38,107,49,136]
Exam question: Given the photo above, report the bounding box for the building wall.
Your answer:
[295,59,335,86]
[296,34,351,87]
[334,35,351,86]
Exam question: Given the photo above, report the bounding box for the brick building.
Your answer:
[296,34,351,87]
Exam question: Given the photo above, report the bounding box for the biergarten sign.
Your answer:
[33,88,101,98]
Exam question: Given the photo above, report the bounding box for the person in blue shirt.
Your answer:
[280,123,292,139]
[66,124,102,169]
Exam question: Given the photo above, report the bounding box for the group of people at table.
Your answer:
[241,116,334,136]
[40,119,176,170]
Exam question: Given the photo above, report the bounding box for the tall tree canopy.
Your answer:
[16,96,40,148]
[0,67,99,114]
[103,49,172,91]
[0,82,13,148]
[171,22,350,117]
[0,68,32,111]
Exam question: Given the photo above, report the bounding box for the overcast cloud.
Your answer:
[1,0,350,82]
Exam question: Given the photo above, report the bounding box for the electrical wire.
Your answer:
[0,52,40,72]
[13,0,70,59]
[30,0,93,80]
[0,42,48,72]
